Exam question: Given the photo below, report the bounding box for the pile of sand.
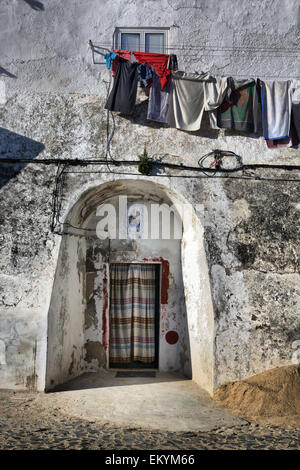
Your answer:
[213,365,300,429]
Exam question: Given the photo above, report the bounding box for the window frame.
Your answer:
[114,27,169,54]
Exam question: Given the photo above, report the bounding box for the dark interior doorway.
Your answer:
[109,263,160,369]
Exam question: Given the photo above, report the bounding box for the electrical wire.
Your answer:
[90,41,300,53]
[50,168,300,236]
[89,41,300,79]
[51,163,67,232]
[24,147,293,235]
[2,157,300,172]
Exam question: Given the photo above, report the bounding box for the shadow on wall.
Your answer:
[23,0,45,11]
[119,99,263,140]
[0,128,45,189]
[0,66,17,79]
[119,99,218,138]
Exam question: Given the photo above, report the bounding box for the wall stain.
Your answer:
[101,265,108,350]
[84,340,106,368]
[143,257,169,304]
[26,340,37,391]
[69,349,75,375]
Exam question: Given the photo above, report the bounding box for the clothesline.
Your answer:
[104,49,300,150]
[90,41,300,53]
[89,42,300,79]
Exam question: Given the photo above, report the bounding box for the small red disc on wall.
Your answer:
[165,330,179,345]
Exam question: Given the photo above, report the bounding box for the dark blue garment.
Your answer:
[105,58,139,114]
[137,63,152,87]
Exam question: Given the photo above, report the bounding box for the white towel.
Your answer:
[262,80,292,140]
[203,77,229,129]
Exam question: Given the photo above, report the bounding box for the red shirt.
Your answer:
[112,50,170,89]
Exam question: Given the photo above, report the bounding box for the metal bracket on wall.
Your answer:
[89,39,110,65]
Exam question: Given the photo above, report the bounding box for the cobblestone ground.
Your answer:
[0,390,299,450]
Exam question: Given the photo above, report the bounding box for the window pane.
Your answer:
[121,33,140,51]
[145,33,164,53]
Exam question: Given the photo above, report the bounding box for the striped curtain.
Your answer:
[109,263,156,364]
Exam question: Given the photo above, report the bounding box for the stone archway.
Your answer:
[45,179,215,395]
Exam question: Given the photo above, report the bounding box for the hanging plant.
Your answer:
[138,145,153,176]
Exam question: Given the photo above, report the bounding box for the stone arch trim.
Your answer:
[46,178,215,395]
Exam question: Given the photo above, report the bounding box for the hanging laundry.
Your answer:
[105,58,139,114]
[289,107,299,145]
[147,67,171,124]
[168,54,178,71]
[111,50,132,77]
[111,50,171,89]
[266,108,299,148]
[266,137,294,149]
[203,77,230,129]
[217,79,259,133]
[129,51,171,90]
[168,71,213,131]
[104,51,117,70]
[292,101,300,141]
[261,80,292,140]
[266,137,292,148]
[137,63,152,88]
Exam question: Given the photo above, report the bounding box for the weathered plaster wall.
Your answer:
[211,178,300,384]
[0,1,299,392]
[0,163,57,390]
[46,234,86,389]
[1,161,299,392]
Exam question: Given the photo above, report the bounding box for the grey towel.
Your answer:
[147,68,170,123]
[168,71,213,131]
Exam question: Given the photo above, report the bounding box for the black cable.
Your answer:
[62,169,300,182]
[3,148,300,237]
[103,75,119,173]
[52,170,300,236]
[51,163,67,232]
[46,149,300,234]
[1,156,300,172]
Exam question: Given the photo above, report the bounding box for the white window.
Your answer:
[114,27,169,54]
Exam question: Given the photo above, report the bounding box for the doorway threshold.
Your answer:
[115,371,157,378]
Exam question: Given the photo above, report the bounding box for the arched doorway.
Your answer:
[45,179,215,395]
